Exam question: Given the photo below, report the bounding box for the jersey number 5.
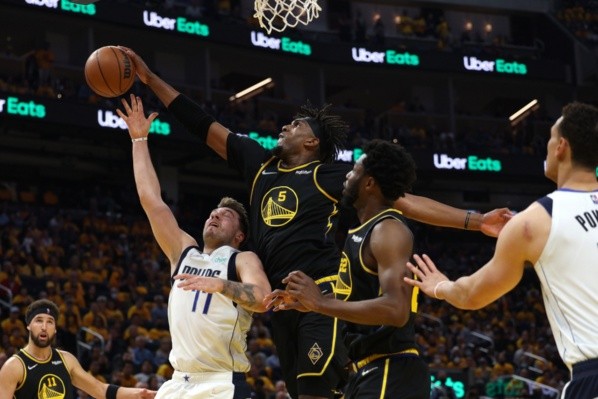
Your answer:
[192,291,213,314]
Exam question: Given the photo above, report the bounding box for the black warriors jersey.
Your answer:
[13,348,73,399]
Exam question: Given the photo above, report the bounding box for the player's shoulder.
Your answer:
[317,162,352,173]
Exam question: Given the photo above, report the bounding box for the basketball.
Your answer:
[84,46,136,98]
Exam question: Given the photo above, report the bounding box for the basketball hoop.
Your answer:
[254,0,322,34]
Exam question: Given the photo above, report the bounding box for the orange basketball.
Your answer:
[84,46,136,98]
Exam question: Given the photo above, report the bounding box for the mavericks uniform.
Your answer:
[535,190,598,399]
[13,348,73,399]
[156,245,252,399]
[227,133,349,398]
[338,209,429,399]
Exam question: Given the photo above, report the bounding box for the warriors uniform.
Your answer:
[156,245,252,399]
[337,209,429,399]
[12,348,73,399]
[536,190,598,399]
[227,133,349,398]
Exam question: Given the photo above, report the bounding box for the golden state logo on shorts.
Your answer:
[38,374,67,399]
[335,252,352,301]
[261,186,298,227]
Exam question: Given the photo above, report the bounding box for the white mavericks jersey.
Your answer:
[168,245,252,373]
[535,189,598,370]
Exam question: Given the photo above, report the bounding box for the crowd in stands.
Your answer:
[557,0,598,46]
[0,180,569,398]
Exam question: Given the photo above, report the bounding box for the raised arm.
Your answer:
[174,251,271,313]
[116,95,196,268]
[119,47,231,160]
[395,193,514,237]
[404,202,549,309]
[63,350,156,399]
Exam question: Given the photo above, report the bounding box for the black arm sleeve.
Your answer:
[167,94,216,142]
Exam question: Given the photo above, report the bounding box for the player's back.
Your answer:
[168,245,252,373]
[535,189,598,368]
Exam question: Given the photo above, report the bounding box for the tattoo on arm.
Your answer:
[221,281,258,309]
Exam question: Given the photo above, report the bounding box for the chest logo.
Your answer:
[37,374,67,399]
[335,252,352,301]
[260,186,298,227]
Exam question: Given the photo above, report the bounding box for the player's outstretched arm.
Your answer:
[395,193,514,237]
[117,95,196,267]
[63,350,156,398]
[119,47,230,160]
[175,252,271,312]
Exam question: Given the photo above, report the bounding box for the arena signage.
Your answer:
[433,153,502,172]
[463,56,527,75]
[0,96,46,118]
[97,109,171,135]
[24,0,96,15]
[142,10,209,37]
[250,31,312,56]
[351,47,420,67]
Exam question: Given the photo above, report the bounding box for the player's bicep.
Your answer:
[236,252,271,294]
[0,358,23,398]
[206,122,231,160]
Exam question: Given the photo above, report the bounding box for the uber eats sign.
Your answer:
[433,153,502,172]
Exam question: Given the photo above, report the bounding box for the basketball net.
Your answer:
[254,0,322,34]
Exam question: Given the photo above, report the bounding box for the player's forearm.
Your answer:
[132,143,163,207]
[146,72,180,108]
[221,280,267,313]
[315,297,409,327]
[396,194,481,230]
[435,277,487,310]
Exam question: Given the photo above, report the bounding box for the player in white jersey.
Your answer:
[117,95,271,399]
[403,101,598,399]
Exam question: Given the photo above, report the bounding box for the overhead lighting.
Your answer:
[509,99,539,126]
[229,78,274,102]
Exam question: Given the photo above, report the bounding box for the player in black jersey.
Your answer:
[264,140,429,399]
[0,299,156,399]
[121,47,512,399]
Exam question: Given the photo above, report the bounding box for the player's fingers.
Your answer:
[403,277,422,288]
[121,97,132,113]
[421,254,438,272]
[115,108,127,121]
[135,96,143,112]
[406,262,425,280]
[148,112,159,123]
[411,254,431,274]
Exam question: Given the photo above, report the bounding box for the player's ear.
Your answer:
[304,136,319,150]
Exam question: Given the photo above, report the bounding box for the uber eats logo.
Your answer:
[0,96,46,119]
[97,110,171,135]
[351,47,420,67]
[463,56,527,75]
[24,0,96,15]
[250,31,312,56]
[433,153,502,172]
[143,10,209,37]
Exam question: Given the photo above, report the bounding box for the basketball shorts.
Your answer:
[156,370,251,399]
[344,353,429,399]
[271,304,348,399]
[562,358,598,399]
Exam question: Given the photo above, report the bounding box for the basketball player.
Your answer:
[404,102,598,399]
[120,47,512,399]
[0,299,156,399]
[116,95,271,399]
[264,140,430,399]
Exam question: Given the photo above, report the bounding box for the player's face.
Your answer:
[274,118,317,158]
[544,116,563,183]
[203,207,243,247]
[28,314,56,348]
[342,155,366,208]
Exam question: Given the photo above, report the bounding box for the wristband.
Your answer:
[106,384,119,399]
[464,210,472,229]
[168,94,216,142]
[131,137,148,142]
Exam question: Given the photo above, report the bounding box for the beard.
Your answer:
[341,183,359,209]
[272,144,283,159]
[31,331,55,348]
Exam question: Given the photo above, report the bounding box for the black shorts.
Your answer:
[271,307,348,399]
[344,354,429,399]
[563,358,598,399]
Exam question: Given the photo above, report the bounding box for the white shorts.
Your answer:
[156,370,250,399]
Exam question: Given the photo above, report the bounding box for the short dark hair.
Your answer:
[559,102,598,171]
[295,102,348,163]
[217,197,249,240]
[26,299,59,325]
[361,139,417,202]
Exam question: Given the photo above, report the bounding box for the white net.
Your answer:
[254,0,322,34]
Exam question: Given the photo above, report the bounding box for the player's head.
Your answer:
[203,197,249,249]
[342,139,416,208]
[25,299,59,348]
[274,102,348,163]
[546,102,598,182]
